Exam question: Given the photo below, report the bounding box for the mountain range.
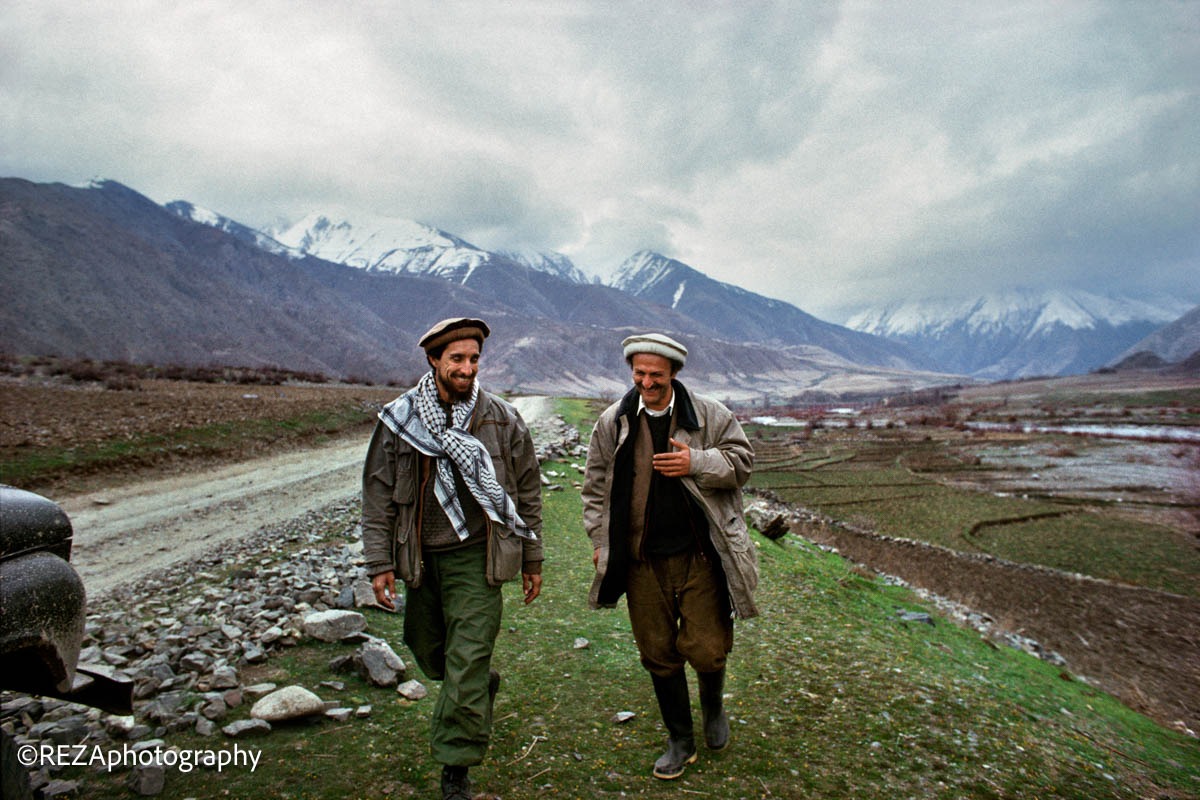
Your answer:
[846,291,1196,380]
[2,177,1195,401]
[268,209,1198,380]
[1113,304,1200,367]
[1,178,957,402]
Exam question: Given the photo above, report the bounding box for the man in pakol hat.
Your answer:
[582,332,758,780]
[362,317,543,800]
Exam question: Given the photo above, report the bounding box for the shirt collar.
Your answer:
[638,395,674,418]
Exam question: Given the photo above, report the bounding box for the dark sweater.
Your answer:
[421,400,487,551]
[642,412,707,557]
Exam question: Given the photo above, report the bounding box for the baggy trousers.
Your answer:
[403,540,502,767]
[626,550,733,677]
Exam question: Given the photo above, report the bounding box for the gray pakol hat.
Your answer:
[621,332,687,368]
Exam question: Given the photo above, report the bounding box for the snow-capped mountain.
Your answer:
[4,177,961,401]
[166,200,301,258]
[610,251,932,370]
[162,199,1187,382]
[270,213,490,282]
[188,209,933,372]
[496,247,593,285]
[271,214,599,288]
[846,290,1195,379]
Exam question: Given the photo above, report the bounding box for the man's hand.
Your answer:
[372,571,397,611]
[523,572,543,604]
[652,438,691,478]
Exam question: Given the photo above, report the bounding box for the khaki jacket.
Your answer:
[582,381,759,619]
[361,389,543,588]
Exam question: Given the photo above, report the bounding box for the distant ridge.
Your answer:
[1,177,956,403]
[1110,305,1200,367]
[610,251,932,370]
[266,211,932,372]
[847,290,1193,379]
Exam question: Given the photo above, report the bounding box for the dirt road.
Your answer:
[60,437,368,597]
[58,396,560,598]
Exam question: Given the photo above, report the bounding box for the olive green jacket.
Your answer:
[361,389,543,588]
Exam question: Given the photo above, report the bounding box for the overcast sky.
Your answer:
[3,1,1197,320]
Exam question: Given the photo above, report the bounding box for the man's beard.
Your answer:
[437,372,475,404]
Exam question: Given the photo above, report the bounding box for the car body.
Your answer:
[0,484,132,710]
[1,485,134,798]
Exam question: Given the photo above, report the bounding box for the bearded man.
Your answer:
[362,317,543,800]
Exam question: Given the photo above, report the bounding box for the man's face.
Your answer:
[630,352,676,412]
[430,338,481,403]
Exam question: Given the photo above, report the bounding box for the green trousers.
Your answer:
[403,540,503,767]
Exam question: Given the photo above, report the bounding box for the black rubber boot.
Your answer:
[440,765,471,800]
[650,671,697,780]
[488,668,501,705]
[698,668,730,750]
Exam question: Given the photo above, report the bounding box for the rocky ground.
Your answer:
[0,387,581,798]
[1,380,1196,797]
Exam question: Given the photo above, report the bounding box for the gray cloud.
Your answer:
[2,0,1196,320]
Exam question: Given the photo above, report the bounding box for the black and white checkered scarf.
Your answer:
[378,372,535,542]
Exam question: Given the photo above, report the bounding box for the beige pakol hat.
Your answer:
[622,332,687,368]
[419,317,490,352]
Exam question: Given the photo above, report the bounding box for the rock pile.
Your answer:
[530,409,587,492]
[1,410,587,796]
[0,501,422,797]
[523,404,585,465]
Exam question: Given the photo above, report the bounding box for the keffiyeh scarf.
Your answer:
[378,372,535,542]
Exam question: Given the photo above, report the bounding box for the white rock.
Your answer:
[250,685,326,721]
[303,610,367,642]
[397,680,428,701]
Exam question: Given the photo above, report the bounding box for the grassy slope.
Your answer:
[63,399,1199,799]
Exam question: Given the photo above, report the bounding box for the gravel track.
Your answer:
[59,437,368,597]
[56,395,561,599]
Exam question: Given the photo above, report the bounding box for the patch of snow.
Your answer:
[672,280,687,309]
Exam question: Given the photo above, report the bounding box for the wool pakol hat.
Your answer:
[622,332,687,368]
[419,317,490,352]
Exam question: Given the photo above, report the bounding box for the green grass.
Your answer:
[747,428,1200,597]
[553,396,605,432]
[1037,387,1200,411]
[61,450,1199,799]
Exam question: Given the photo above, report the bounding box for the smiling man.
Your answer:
[361,317,543,800]
[582,332,758,780]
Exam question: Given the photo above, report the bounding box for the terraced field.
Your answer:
[744,388,1200,735]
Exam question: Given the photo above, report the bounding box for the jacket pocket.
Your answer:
[390,454,418,582]
[722,513,752,553]
[488,524,523,585]
[393,512,419,585]
[730,541,759,594]
[484,443,509,490]
[391,456,415,504]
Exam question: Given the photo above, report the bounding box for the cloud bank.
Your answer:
[2,0,1196,319]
